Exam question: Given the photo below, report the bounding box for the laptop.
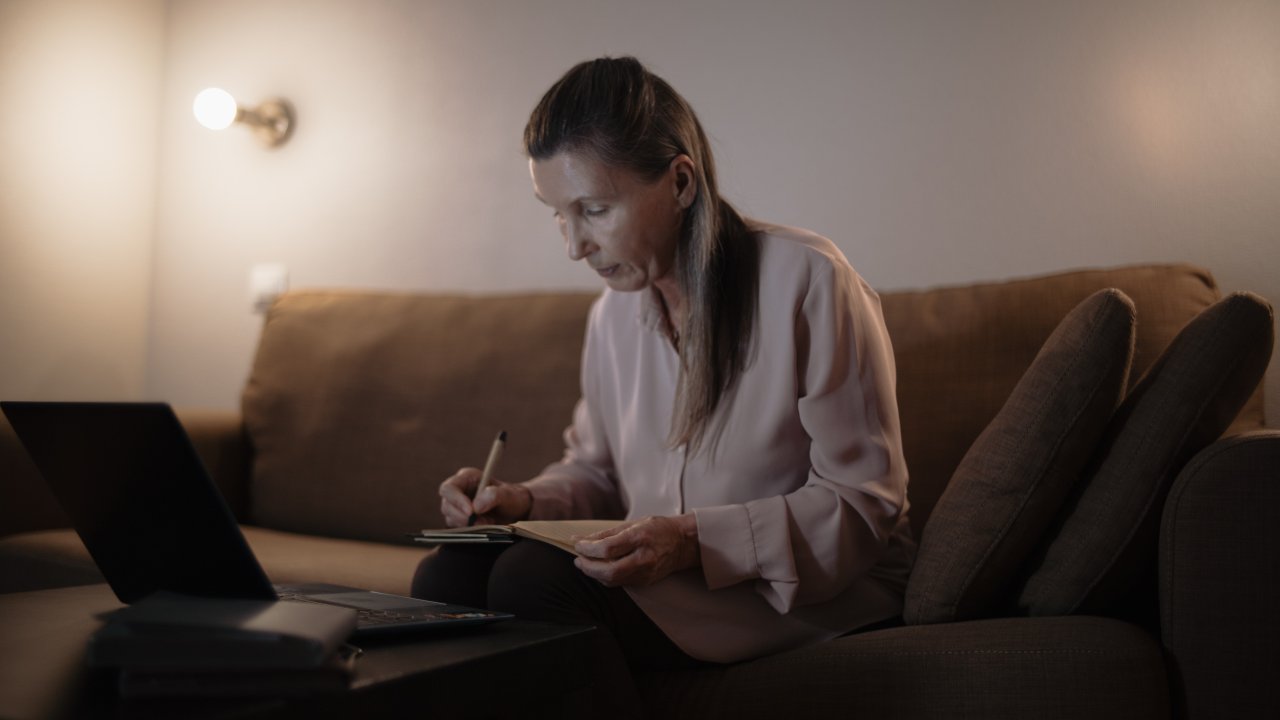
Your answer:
[1,401,512,637]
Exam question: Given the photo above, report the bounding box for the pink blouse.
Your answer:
[524,223,915,663]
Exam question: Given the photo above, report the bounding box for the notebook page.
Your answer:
[511,520,626,553]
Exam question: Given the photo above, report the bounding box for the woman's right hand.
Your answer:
[438,468,534,527]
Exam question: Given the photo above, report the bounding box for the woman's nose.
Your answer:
[564,222,591,261]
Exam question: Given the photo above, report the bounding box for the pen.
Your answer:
[467,430,507,526]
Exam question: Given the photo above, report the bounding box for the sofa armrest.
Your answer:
[1160,430,1280,720]
[174,408,253,523]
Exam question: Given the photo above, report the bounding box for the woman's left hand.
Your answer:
[573,514,700,587]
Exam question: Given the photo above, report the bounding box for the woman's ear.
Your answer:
[669,155,697,209]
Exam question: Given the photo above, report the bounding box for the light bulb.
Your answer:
[193,88,238,130]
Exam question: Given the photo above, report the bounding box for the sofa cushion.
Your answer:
[242,291,598,543]
[639,616,1169,720]
[1015,292,1274,618]
[0,529,104,594]
[880,263,1258,538]
[239,525,427,597]
[903,289,1136,625]
[0,525,427,597]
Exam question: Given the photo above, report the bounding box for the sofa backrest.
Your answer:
[242,292,598,543]
[240,264,1265,544]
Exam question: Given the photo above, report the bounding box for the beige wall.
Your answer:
[147,0,1280,420]
[4,1,1278,422]
[0,0,164,400]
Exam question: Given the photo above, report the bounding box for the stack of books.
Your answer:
[88,592,359,699]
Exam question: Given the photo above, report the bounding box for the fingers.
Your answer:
[447,479,532,527]
[472,486,499,515]
[573,522,638,560]
[572,518,665,586]
[438,468,481,528]
[575,550,645,587]
[440,468,482,498]
[576,536,635,561]
[571,515,699,587]
[469,486,506,526]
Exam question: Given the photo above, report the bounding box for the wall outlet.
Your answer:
[249,264,289,314]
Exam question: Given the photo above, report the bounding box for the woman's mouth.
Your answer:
[595,265,619,278]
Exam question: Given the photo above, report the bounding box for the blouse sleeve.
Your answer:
[693,259,910,613]
[522,298,627,521]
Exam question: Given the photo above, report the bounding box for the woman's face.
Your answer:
[530,150,693,294]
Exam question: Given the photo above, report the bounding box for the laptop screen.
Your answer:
[1,402,276,603]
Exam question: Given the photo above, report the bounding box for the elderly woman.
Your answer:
[412,56,914,714]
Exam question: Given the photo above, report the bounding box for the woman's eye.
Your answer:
[584,206,608,217]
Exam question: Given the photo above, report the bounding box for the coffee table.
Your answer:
[0,583,595,719]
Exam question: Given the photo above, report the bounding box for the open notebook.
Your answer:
[411,520,625,555]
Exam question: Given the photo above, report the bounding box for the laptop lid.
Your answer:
[1,401,276,604]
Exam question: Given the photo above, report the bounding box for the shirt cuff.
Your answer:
[694,504,761,590]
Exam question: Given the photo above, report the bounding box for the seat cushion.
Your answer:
[239,525,429,597]
[1016,292,1274,618]
[0,526,429,598]
[639,616,1169,720]
[903,289,1136,625]
[0,529,104,594]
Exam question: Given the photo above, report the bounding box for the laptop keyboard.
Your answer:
[275,590,500,627]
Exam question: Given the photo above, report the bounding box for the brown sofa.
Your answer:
[2,263,1276,719]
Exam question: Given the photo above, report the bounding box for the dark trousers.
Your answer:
[411,541,704,717]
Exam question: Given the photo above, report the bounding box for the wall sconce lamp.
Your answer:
[193,88,294,147]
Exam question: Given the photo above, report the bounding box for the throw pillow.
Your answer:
[903,289,1136,625]
[1014,292,1274,618]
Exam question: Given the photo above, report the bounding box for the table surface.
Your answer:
[0,583,595,720]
